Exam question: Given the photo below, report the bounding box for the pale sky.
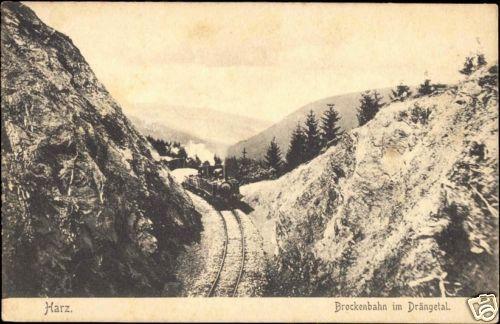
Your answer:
[27,2,498,122]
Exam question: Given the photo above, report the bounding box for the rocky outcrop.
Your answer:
[1,2,201,297]
[242,65,498,297]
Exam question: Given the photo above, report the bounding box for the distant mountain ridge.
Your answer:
[129,115,228,163]
[126,104,272,151]
[227,89,392,159]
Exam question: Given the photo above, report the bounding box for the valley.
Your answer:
[1,1,498,302]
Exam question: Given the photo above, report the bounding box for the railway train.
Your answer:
[182,164,242,207]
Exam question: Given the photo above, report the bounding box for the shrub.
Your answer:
[399,104,433,125]
[390,84,412,102]
[409,104,433,125]
[478,64,498,89]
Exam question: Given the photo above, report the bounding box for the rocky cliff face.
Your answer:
[242,65,499,297]
[1,2,201,297]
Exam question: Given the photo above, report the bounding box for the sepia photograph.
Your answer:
[1,1,498,322]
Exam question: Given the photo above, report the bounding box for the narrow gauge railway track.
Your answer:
[230,210,245,297]
[207,210,228,297]
[207,209,246,297]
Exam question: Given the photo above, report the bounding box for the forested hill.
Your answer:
[226,89,391,159]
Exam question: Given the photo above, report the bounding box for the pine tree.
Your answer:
[459,56,475,75]
[417,79,434,96]
[320,104,343,148]
[389,84,412,102]
[304,110,321,161]
[264,137,283,175]
[236,148,249,181]
[357,91,384,127]
[214,154,222,165]
[224,156,239,179]
[286,123,307,171]
[178,147,188,159]
[146,135,169,156]
[194,155,202,168]
[240,147,249,167]
[476,53,487,68]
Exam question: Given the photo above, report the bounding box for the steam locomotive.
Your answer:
[182,164,242,207]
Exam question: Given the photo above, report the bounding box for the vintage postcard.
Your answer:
[1,2,498,322]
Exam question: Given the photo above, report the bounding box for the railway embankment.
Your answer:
[175,192,225,296]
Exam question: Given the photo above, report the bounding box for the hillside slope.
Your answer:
[242,65,499,297]
[128,115,228,159]
[129,115,207,146]
[1,2,201,297]
[128,104,272,150]
[227,89,391,159]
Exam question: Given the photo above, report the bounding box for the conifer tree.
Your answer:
[264,137,283,175]
[417,79,434,96]
[241,148,248,165]
[320,104,343,148]
[459,56,475,75]
[213,154,222,165]
[357,91,384,127]
[286,123,307,171]
[237,148,251,180]
[178,147,188,159]
[476,53,487,68]
[304,110,321,160]
[224,156,239,179]
[194,155,202,168]
[389,84,412,102]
